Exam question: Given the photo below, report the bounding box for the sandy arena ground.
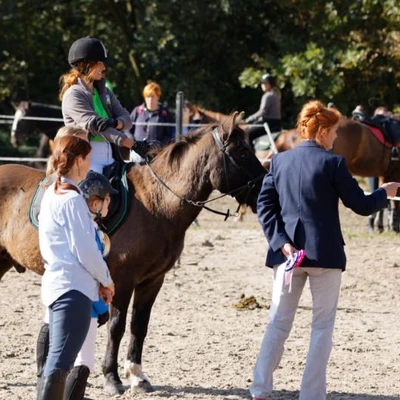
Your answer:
[0,195,399,400]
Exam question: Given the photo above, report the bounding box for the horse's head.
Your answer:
[184,101,203,125]
[210,112,266,212]
[11,101,30,147]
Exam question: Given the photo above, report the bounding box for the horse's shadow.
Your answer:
[150,385,399,399]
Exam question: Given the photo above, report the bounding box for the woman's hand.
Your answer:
[99,282,115,304]
[381,182,400,198]
[281,242,298,260]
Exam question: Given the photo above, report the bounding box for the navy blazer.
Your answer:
[257,140,387,270]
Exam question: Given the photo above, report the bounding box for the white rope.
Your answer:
[263,122,278,154]
[0,114,211,128]
[0,157,47,162]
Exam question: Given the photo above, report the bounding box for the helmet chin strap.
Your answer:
[92,201,107,230]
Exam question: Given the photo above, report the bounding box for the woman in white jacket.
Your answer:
[37,135,115,400]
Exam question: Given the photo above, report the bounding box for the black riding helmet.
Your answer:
[79,171,118,201]
[261,73,276,87]
[68,37,108,67]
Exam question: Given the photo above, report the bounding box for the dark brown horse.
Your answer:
[0,113,266,395]
[10,101,63,158]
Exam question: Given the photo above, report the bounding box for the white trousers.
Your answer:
[90,141,115,174]
[249,266,342,400]
[74,317,97,371]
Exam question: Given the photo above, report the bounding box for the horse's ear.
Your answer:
[221,111,243,140]
[236,111,245,125]
[11,101,19,110]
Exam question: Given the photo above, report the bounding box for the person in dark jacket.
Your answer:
[130,82,174,160]
[249,100,400,400]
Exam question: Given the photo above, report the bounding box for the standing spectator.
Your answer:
[246,73,282,151]
[60,36,148,174]
[249,100,400,400]
[37,170,116,400]
[130,82,174,160]
[37,135,115,399]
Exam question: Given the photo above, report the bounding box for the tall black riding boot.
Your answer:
[36,323,50,399]
[36,323,50,377]
[38,369,69,400]
[63,365,90,400]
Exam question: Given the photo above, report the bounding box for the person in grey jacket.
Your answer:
[37,135,115,399]
[246,74,282,151]
[60,37,148,173]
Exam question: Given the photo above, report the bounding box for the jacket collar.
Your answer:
[298,139,323,149]
[77,78,106,95]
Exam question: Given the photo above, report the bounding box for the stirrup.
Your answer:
[390,147,399,161]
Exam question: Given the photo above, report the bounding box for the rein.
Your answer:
[145,127,264,220]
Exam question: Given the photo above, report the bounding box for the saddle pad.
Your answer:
[102,163,130,235]
[29,177,49,229]
[365,124,400,148]
[29,164,131,235]
[254,131,281,151]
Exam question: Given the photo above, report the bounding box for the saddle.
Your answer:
[29,162,132,235]
[358,115,400,148]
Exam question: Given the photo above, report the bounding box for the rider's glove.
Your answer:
[108,118,119,129]
[131,139,149,158]
[94,117,118,132]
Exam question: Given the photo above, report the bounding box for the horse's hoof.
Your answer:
[103,378,125,396]
[131,379,154,393]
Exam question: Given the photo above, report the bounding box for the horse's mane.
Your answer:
[154,114,245,172]
[156,124,217,171]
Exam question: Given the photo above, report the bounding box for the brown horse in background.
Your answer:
[256,118,400,230]
[185,102,229,124]
[0,113,266,395]
[258,118,399,179]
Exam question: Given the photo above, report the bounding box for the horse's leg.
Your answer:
[0,254,13,281]
[377,209,384,233]
[368,212,376,233]
[387,201,393,231]
[393,201,400,233]
[36,134,50,158]
[102,282,134,396]
[368,177,379,233]
[124,275,165,393]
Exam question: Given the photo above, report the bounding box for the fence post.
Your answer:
[175,91,184,141]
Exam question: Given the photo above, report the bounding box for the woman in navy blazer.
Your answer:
[250,100,400,400]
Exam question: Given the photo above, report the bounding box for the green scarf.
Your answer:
[92,88,109,142]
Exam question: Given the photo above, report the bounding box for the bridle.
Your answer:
[145,127,265,220]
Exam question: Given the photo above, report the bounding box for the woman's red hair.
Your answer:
[297,100,341,142]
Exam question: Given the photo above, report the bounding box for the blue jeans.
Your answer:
[44,290,92,377]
